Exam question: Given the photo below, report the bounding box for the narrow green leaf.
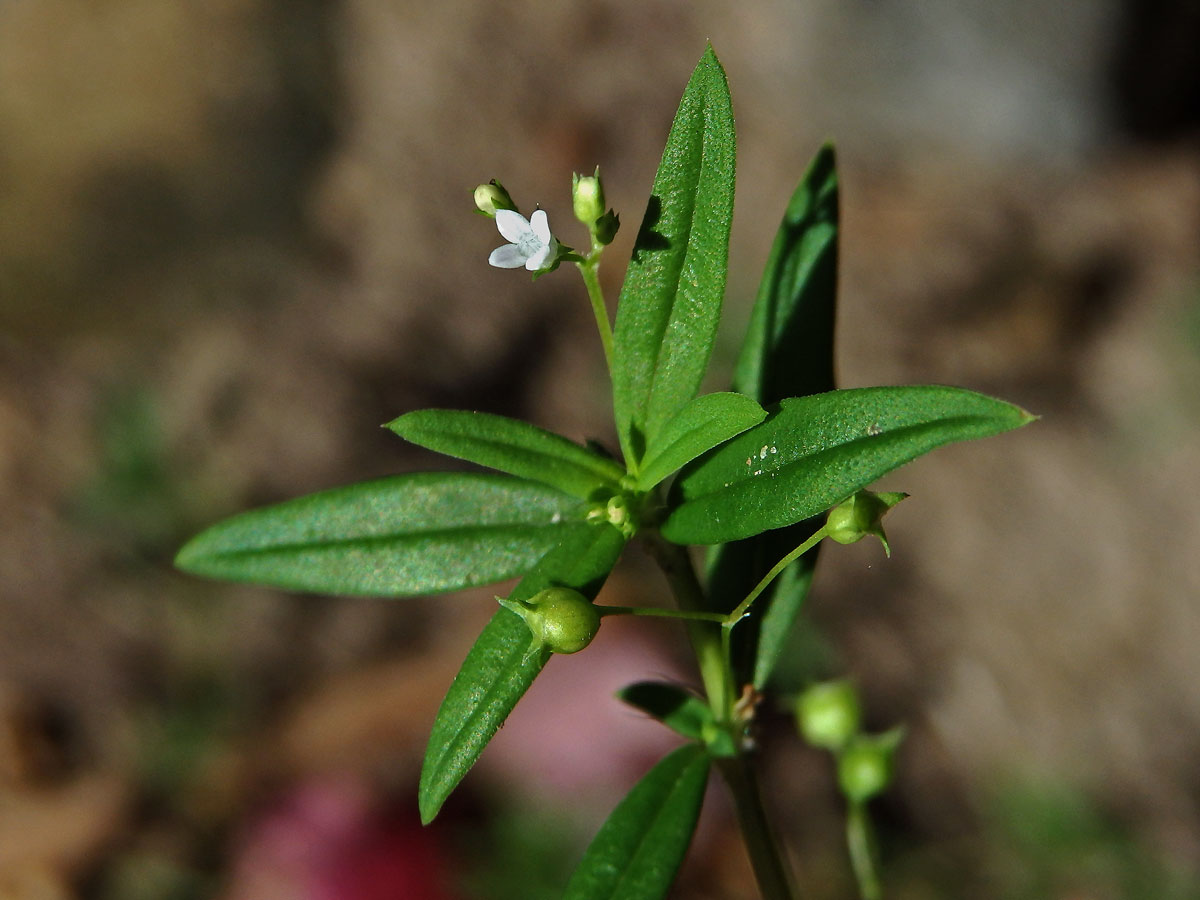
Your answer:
[708,144,840,687]
[635,392,765,490]
[664,386,1035,544]
[750,559,818,689]
[705,525,822,689]
[563,744,710,900]
[612,46,736,464]
[617,682,713,742]
[387,409,624,499]
[175,473,591,597]
[733,142,839,402]
[419,523,626,823]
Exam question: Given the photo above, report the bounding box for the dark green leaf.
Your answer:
[387,409,624,499]
[705,525,822,688]
[612,46,736,465]
[419,523,626,823]
[750,558,819,689]
[635,392,764,490]
[707,144,839,686]
[617,682,713,743]
[733,142,839,402]
[175,473,590,597]
[563,744,710,900]
[664,386,1035,544]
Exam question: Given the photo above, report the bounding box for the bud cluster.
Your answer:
[795,679,903,805]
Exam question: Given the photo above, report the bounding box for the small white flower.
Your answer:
[489,208,558,271]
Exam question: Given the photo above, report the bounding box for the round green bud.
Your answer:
[837,730,903,804]
[826,490,908,556]
[473,179,516,217]
[501,587,601,655]
[796,680,861,751]
[572,170,605,226]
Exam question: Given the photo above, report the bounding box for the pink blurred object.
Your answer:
[225,777,459,900]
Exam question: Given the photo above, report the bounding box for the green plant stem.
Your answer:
[644,534,734,723]
[724,526,829,627]
[645,534,804,899]
[578,255,615,382]
[846,802,881,900]
[717,755,802,900]
[596,605,728,623]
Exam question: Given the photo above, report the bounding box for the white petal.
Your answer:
[529,209,552,243]
[495,208,530,243]
[489,244,528,268]
[525,237,556,271]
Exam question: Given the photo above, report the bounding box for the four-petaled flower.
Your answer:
[489,208,558,271]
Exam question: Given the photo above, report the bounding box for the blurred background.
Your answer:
[2,0,1199,897]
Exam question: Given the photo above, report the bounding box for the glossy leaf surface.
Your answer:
[176,473,592,597]
[612,46,736,465]
[419,522,626,823]
[665,386,1034,544]
[562,744,710,900]
[388,408,624,499]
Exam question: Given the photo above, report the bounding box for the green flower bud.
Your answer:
[837,729,904,804]
[826,490,908,556]
[796,680,861,751]
[474,179,516,217]
[498,587,601,655]
[572,168,605,226]
[585,491,638,539]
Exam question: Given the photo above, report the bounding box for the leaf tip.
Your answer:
[173,534,206,574]
[417,781,442,825]
[699,42,728,80]
[382,413,407,435]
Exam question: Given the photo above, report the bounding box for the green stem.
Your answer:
[578,255,615,382]
[646,534,803,899]
[724,526,829,627]
[644,534,734,723]
[717,755,802,900]
[596,605,728,624]
[846,802,882,900]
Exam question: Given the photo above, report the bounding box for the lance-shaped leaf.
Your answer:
[664,386,1035,545]
[635,392,765,490]
[707,144,840,686]
[419,522,626,823]
[617,682,713,743]
[734,142,838,402]
[387,409,624,500]
[748,559,819,689]
[617,681,735,757]
[563,744,710,900]
[612,46,735,465]
[175,473,591,597]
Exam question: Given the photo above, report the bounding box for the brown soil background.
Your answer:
[2,2,1199,898]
